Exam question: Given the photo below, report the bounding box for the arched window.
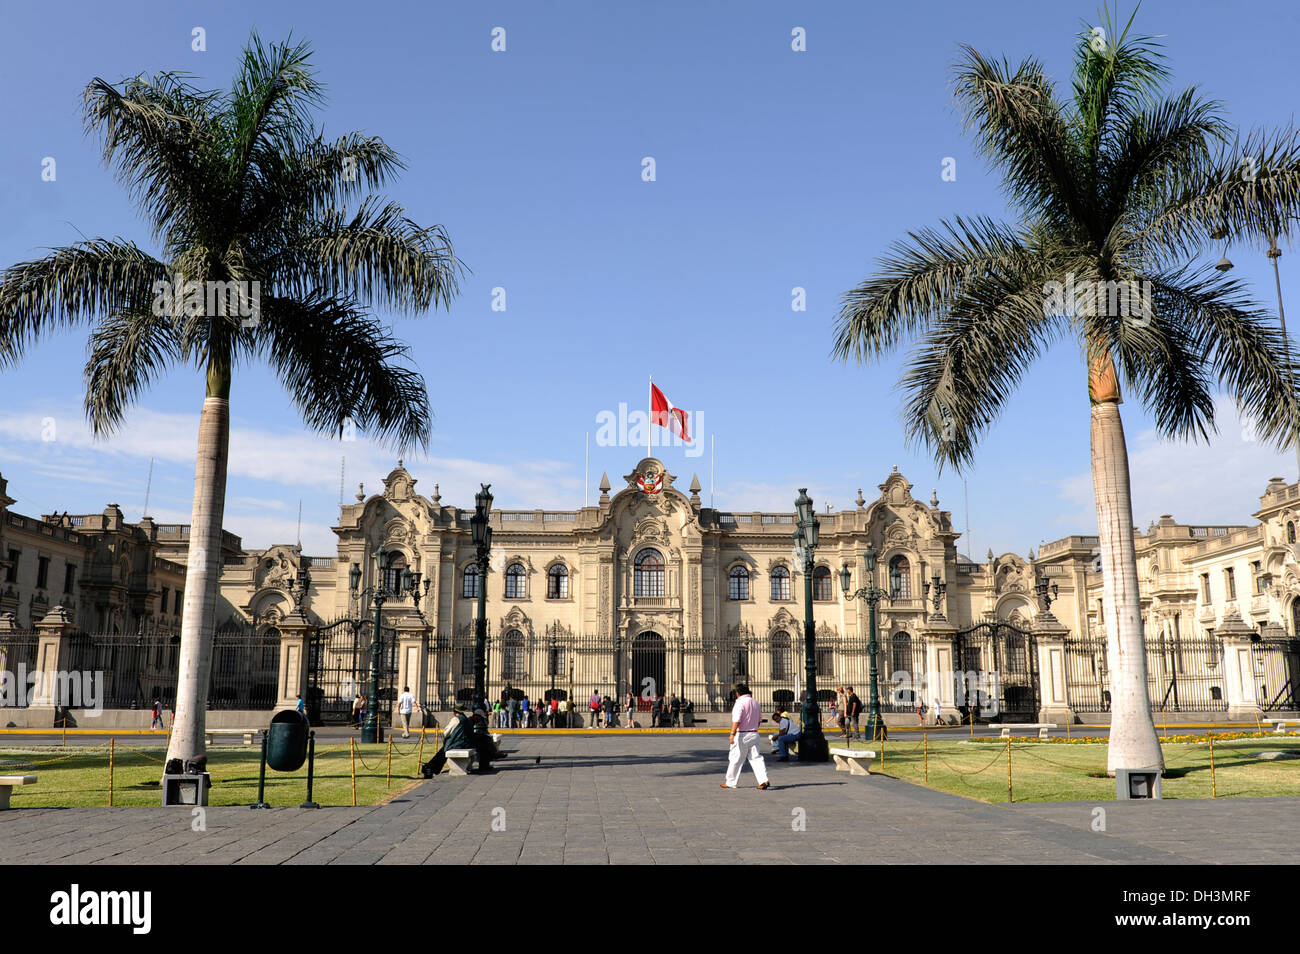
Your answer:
[889,555,911,599]
[547,564,569,599]
[505,563,527,599]
[503,629,525,681]
[812,565,833,601]
[383,554,407,594]
[1290,521,1297,544]
[634,549,664,597]
[1292,598,1300,639]
[890,632,912,677]
[770,565,790,601]
[770,630,792,681]
[462,564,481,599]
[729,566,750,600]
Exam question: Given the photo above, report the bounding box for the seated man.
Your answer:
[436,706,502,773]
[772,708,801,761]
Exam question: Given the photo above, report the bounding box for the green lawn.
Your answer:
[0,739,430,808]
[837,736,1300,802]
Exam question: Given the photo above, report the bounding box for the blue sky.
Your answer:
[0,0,1297,556]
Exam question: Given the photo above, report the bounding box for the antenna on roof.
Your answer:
[142,457,155,520]
[296,500,302,550]
[340,456,346,508]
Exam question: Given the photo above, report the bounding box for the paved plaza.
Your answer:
[1,735,1295,865]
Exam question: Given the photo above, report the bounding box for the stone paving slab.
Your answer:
[1,734,1297,864]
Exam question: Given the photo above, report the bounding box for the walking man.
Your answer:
[846,686,864,740]
[589,689,602,727]
[398,686,419,738]
[721,683,769,790]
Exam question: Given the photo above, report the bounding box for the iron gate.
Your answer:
[306,618,397,725]
[953,620,1039,722]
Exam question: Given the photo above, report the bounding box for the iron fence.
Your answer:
[1064,631,1231,712]
[416,628,932,714]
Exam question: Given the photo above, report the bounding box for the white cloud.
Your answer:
[1055,396,1294,533]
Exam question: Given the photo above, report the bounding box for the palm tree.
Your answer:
[833,8,1300,773]
[0,35,462,766]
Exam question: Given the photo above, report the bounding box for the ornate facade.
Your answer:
[3,460,1298,722]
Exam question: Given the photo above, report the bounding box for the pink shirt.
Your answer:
[731,694,761,733]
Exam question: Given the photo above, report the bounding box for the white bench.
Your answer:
[205,729,257,746]
[0,775,37,809]
[989,723,1057,739]
[444,748,478,775]
[1266,719,1300,734]
[830,748,876,776]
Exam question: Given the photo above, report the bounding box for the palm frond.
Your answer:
[833,216,1040,362]
[1148,266,1300,447]
[84,309,183,435]
[898,275,1069,471]
[0,240,168,365]
[268,197,464,313]
[253,294,432,449]
[951,45,1087,229]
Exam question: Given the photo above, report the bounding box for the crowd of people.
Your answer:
[481,688,694,728]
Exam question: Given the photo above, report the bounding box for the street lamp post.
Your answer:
[471,484,494,712]
[793,489,829,762]
[839,543,899,743]
[1266,232,1300,483]
[349,548,427,744]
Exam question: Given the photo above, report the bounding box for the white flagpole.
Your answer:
[584,432,590,508]
[710,434,715,508]
[647,373,653,458]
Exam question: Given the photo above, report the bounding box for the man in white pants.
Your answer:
[721,682,769,790]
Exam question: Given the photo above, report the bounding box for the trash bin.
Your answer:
[267,709,309,772]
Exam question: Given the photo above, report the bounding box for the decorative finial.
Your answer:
[355,482,365,502]
[930,489,939,508]
[855,488,865,509]
[599,472,611,493]
[689,473,702,494]
[432,483,441,505]
[986,547,994,561]
[398,458,403,468]
[1028,548,1036,561]
[892,465,898,473]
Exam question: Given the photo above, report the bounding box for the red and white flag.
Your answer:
[650,382,690,441]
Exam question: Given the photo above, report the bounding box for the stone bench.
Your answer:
[830,748,876,776]
[444,748,478,775]
[989,723,1057,739]
[1266,719,1300,734]
[0,775,37,809]
[205,729,258,746]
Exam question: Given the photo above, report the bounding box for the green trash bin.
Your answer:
[267,710,309,772]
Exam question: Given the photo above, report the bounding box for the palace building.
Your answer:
[1,457,1297,725]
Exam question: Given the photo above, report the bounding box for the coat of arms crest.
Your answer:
[636,471,663,495]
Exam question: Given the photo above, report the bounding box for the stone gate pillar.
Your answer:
[921,617,957,724]
[1033,611,1075,726]
[275,611,313,710]
[32,605,77,711]
[395,618,432,726]
[1217,611,1261,721]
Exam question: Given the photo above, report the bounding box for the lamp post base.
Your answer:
[361,717,379,745]
[797,724,830,762]
[866,712,888,743]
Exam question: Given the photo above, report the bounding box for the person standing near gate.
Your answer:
[721,683,769,790]
[625,689,637,728]
[151,698,163,730]
[588,689,602,727]
[398,686,419,738]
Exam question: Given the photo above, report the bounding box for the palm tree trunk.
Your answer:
[1090,398,1164,774]
[164,392,230,766]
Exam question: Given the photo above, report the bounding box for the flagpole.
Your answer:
[585,431,589,509]
[647,373,652,458]
[710,434,715,508]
